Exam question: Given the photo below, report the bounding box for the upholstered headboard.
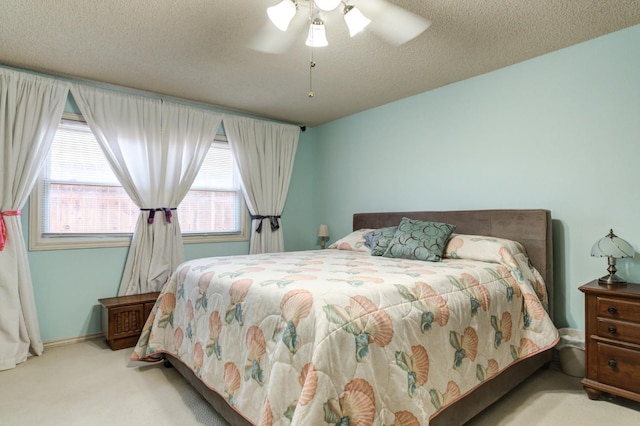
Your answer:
[353,209,553,320]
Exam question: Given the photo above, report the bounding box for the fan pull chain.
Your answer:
[308,46,315,98]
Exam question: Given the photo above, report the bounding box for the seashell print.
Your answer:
[159,292,176,314]
[196,271,214,310]
[340,378,376,426]
[298,363,318,406]
[207,311,223,359]
[229,278,253,303]
[445,237,464,257]
[395,345,429,397]
[413,282,450,329]
[245,326,266,385]
[158,293,176,328]
[392,410,420,426]
[193,342,204,374]
[246,326,267,360]
[490,311,512,348]
[209,311,222,339]
[498,246,518,269]
[411,345,430,386]
[429,381,461,410]
[442,381,461,405]
[532,278,547,303]
[198,271,214,293]
[186,299,194,322]
[223,362,241,405]
[174,327,184,350]
[461,273,491,312]
[178,264,191,282]
[278,290,313,353]
[510,338,540,360]
[259,398,273,426]
[280,289,313,325]
[350,295,393,348]
[487,359,500,376]
[522,293,547,328]
[476,358,500,382]
[324,295,393,362]
[493,266,522,300]
[450,326,479,368]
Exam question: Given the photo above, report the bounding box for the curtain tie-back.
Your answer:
[250,215,281,233]
[141,208,177,224]
[0,210,22,251]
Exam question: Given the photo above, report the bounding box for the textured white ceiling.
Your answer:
[1,0,639,127]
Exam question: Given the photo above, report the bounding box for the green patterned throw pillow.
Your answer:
[364,226,398,256]
[382,217,456,261]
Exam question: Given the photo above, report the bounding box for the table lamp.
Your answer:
[590,229,635,286]
[317,224,329,249]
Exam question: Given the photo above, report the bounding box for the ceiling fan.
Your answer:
[250,0,432,54]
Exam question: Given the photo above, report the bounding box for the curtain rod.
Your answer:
[0,63,307,131]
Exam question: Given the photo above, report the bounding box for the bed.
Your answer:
[131,209,558,425]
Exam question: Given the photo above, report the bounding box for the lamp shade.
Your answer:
[344,6,371,37]
[267,0,297,31]
[317,224,330,238]
[591,229,635,259]
[314,0,342,11]
[306,19,328,47]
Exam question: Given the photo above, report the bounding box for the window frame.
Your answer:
[29,113,248,251]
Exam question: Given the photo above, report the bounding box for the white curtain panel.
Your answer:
[0,68,69,370]
[70,85,222,295]
[224,115,299,254]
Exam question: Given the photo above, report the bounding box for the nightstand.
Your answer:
[98,292,160,350]
[579,280,640,402]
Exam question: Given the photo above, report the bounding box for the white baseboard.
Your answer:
[43,332,103,349]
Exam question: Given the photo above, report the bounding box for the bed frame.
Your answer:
[165,209,554,425]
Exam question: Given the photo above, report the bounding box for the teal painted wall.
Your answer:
[312,24,640,330]
[24,24,640,342]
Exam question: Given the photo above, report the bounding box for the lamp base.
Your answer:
[598,274,627,287]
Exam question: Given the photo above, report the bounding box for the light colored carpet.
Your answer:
[1,338,639,425]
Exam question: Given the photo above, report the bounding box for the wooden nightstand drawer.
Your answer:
[99,292,160,350]
[596,297,640,323]
[596,342,640,394]
[596,318,640,345]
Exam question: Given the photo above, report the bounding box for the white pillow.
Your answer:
[327,229,373,253]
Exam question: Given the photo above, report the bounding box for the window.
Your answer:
[29,114,247,250]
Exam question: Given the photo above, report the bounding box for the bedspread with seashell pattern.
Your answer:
[132,238,558,425]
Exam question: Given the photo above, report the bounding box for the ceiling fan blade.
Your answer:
[357,0,431,46]
[248,8,308,54]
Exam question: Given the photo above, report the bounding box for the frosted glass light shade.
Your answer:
[591,229,635,259]
[314,0,342,11]
[306,19,328,47]
[344,6,371,37]
[267,0,297,31]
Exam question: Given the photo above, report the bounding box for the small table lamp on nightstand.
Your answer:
[590,229,635,286]
[317,224,329,249]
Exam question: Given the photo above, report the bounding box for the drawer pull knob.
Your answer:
[607,325,617,334]
[607,306,618,315]
[608,359,617,369]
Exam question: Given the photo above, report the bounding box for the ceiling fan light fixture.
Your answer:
[267,0,298,31]
[343,5,371,37]
[305,18,328,47]
[314,0,342,12]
